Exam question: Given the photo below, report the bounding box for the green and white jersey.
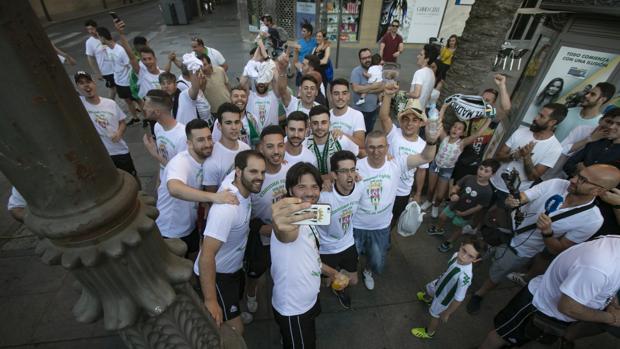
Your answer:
[306,134,359,175]
[429,253,473,306]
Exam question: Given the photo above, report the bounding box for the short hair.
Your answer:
[286,111,309,127]
[301,23,314,34]
[480,159,500,173]
[192,37,205,46]
[371,53,382,66]
[358,48,371,59]
[365,130,387,144]
[422,44,439,64]
[235,149,265,172]
[185,118,210,138]
[392,19,400,26]
[96,27,112,41]
[158,71,176,84]
[133,36,147,47]
[309,105,330,119]
[330,78,350,93]
[84,19,97,27]
[330,150,357,172]
[285,162,323,195]
[482,88,499,102]
[139,47,156,57]
[145,89,173,109]
[216,102,242,124]
[195,52,211,64]
[304,54,321,71]
[603,107,620,119]
[462,236,487,258]
[260,125,286,140]
[595,82,616,104]
[230,85,247,95]
[543,103,568,126]
[300,74,319,88]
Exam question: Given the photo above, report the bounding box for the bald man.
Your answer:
[467,164,620,315]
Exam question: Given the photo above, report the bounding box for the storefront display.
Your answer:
[377,0,448,44]
[321,1,362,42]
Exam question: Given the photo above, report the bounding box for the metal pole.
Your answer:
[0,2,245,348]
[335,0,342,68]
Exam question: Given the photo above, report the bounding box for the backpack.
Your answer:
[273,26,288,46]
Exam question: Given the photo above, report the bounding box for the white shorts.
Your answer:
[425,279,449,318]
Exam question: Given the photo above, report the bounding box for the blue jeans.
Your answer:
[353,227,390,274]
[362,109,379,133]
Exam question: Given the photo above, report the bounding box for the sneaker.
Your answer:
[466,294,483,315]
[142,120,149,128]
[240,311,253,324]
[355,98,366,106]
[411,327,434,339]
[420,200,432,211]
[363,269,375,290]
[246,295,258,313]
[427,226,445,236]
[431,205,439,218]
[462,224,476,235]
[416,291,432,305]
[332,288,352,309]
[506,272,527,287]
[438,241,452,253]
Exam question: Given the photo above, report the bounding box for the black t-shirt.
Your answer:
[451,175,494,219]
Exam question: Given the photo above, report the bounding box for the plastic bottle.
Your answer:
[427,103,439,136]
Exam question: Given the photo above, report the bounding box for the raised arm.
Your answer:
[379,83,398,134]
[461,118,492,148]
[188,70,206,101]
[406,124,441,169]
[271,197,314,243]
[275,51,292,107]
[113,20,140,73]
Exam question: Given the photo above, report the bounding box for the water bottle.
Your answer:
[427,103,439,138]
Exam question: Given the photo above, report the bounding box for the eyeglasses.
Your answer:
[576,173,609,190]
[335,167,358,174]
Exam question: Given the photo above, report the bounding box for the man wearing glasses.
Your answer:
[379,20,404,63]
[466,163,620,315]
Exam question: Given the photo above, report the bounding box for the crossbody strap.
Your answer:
[514,201,596,235]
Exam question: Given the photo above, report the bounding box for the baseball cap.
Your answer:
[74,71,93,83]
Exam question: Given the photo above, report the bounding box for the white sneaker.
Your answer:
[363,269,375,290]
[462,225,476,235]
[431,205,439,218]
[246,295,258,313]
[506,272,527,287]
[420,200,432,211]
[240,311,254,324]
[355,98,366,106]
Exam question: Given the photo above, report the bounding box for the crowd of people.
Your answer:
[6,14,620,349]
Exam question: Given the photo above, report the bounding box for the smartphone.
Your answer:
[292,204,331,226]
[109,12,120,21]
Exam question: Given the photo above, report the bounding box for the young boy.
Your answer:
[427,158,499,252]
[411,237,486,339]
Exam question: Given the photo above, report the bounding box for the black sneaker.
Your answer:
[332,288,351,309]
[467,294,482,315]
[127,118,140,126]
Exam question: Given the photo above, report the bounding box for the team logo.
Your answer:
[368,179,383,210]
[339,207,353,235]
[462,274,471,286]
[94,113,110,129]
[258,103,266,125]
[158,142,169,162]
[272,184,287,203]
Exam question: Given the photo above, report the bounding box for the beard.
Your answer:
[529,121,546,133]
[241,175,263,194]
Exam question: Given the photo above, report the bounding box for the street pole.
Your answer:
[335,0,342,68]
[0,2,245,348]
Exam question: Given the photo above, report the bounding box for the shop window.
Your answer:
[320,1,362,42]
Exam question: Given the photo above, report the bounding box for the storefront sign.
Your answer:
[296,1,316,39]
[377,0,448,44]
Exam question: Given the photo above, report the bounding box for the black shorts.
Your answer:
[116,84,132,99]
[110,153,138,178]
[102,74,115,88]
[273,300,321,349]
[180,227,201,254]
[320,244,358,273]
[216,269,245,321]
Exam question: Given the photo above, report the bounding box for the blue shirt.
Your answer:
[350,65,379,113]
[298,38,317,61]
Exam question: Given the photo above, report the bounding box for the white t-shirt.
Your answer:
[212,112,254,147]
[206,47,226,67]
[330,107,366,137]
[137,62,163,98]
[368,65,383,83]
[196,90,212,120]
[176,76,191,91]
[317,184,363,254]
[80,96,129,155]
[554,108,602,142]
[529,236,620,322]
[194,184,252,274]
[490,127,562,193]
[251,164,290,245]
[247,91,280,133]
[202,141,251,187]
[7,187,26,210]
[271,225,322,316]
[387,126,428,196]
[410,66,435,109]
[284,147,318,167]
[85,37,113,75]
[156,150,203,238]
[354,157,407,230]
[560,124,598,156]
[176,89,199,125]
[154,122,187,179]
[284,96,319,116]
[106,44,131,86]
[511,179,603,258]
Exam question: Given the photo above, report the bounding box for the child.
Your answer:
[411,237,486,339]
[356,53,383,106]
[430,159,499,253]
[421,106,492,218]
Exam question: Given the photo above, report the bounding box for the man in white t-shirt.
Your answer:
[379,86,429,226]
[270,162,350,348]
[203,103,252,192]
[195,150,266,335]
[408,44,439,110]
[284,111,318,166]
[467,164,620,315]
[307,105,359,175]
[276,70,320,117]
[191,37,228,71]
[74,71,139,186]
[354,125,439,290]
[141,89,187,183]
[330,78,366,148]
[490,103,567,204]
[96,26,139,123]
[480,236,620,348]
[159,71,202,125]
[156,119,238,254]
[318,150,364,309]
[244,125,289,314]
[213,86,261,147]
[245,75,280,136]
[84,19,115,98]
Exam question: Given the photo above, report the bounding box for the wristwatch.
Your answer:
[542,231,553,239]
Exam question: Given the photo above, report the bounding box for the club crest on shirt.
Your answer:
[271,185,287,203]
[339,207,353,236]
[368,179,383,210]
[158,142,170,162]
[93,112,110,129]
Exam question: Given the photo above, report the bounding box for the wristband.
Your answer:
[542,231,553,239]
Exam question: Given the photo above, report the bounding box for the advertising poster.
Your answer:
[296,1,316,39]
[521,46,620,140]
[377,0,447,43]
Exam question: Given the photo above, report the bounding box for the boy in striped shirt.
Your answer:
[411,238,486,339]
